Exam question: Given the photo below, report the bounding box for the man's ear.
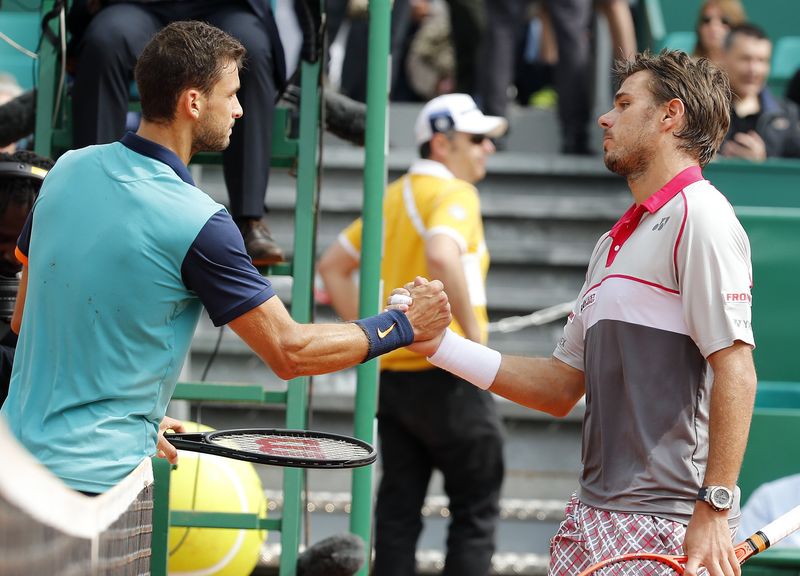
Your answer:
[180,88,203,121]
[428,132,451,159]
[661,98,686,132]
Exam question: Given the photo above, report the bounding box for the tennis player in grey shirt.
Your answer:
[391,50,757,576]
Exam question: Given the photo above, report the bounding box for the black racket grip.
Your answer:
[162,432,206,448]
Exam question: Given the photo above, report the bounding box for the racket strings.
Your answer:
[212,432,372,461]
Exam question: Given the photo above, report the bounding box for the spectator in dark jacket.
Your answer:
[720,24,800,160]
[68,0,288,265]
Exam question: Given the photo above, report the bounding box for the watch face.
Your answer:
[710,487,733,509]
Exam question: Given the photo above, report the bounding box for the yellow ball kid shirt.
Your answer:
[338,159,489,372]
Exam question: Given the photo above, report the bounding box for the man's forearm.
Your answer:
[322,272,360,321]
[426,235,481,342]
[229,298,371,380]
[703,342,757,487]
[428,258,480,342]
[231,280,451,380]
[491,354,585,417]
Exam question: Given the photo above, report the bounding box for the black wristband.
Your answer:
[353,309,414,363]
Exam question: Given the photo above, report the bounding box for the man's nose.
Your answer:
[598,110,613,129]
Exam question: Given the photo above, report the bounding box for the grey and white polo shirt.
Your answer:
[554,166,755,524]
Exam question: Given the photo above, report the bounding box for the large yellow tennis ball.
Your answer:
[167,422,267,576]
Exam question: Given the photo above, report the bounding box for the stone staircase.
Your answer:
[177,101,632,575]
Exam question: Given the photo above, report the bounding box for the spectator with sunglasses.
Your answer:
[318,93,507,576]
[693,0,747,66]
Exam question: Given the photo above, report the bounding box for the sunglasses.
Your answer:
[468,134,491,145]
[701,15,731,26]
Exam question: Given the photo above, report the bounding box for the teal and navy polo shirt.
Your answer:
[1,133,275,493]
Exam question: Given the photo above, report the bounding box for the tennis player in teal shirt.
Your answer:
[1,21,451,494]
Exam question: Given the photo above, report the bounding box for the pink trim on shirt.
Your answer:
[606,166,704,267]
[642,166,703,213]
[584,273,681,298]
[673,190,690,284]
[605,204,646,267]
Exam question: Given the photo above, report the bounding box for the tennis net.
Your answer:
[0,418,154,575]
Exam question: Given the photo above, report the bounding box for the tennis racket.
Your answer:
[163,428,377,469]
[578,503,800,575]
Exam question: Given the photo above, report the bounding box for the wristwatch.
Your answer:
[697,485,734,511]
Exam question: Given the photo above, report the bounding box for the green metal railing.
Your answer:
[349,2,391,571]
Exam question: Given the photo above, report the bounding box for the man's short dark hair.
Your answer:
[613,50,731,167]
[134,21,246,124]
[725,23,770,50]
[0,150,53,214]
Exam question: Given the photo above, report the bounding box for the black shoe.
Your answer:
[239,218,285,266]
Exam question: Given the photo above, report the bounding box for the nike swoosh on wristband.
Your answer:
[377,324,396,339]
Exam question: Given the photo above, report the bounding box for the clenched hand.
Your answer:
[389,276,451,356]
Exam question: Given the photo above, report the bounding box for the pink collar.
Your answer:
[641,166,704,214]
[606,166,704,267]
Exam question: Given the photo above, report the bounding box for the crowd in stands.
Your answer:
[2,0,800,162]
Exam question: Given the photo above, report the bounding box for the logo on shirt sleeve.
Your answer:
[580,292,597,313]
[723,291,752,305]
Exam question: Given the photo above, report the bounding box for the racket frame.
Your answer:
[577,502,800,575]
[164,427,377,469]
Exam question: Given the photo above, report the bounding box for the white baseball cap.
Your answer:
[414,93,509,146]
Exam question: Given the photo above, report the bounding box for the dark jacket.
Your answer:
[724,89,800,159]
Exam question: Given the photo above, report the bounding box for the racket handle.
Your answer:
[162,433,205,447]
[736,533,768,564]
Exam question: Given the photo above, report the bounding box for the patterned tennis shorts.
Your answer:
[549,493,697,575]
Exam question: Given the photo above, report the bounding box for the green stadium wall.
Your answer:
[733,204,800,383]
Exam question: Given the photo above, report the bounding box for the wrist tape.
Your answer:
[353,309,414,363]
[427,329,501,390]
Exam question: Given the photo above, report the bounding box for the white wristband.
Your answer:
[427,329,501,390]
